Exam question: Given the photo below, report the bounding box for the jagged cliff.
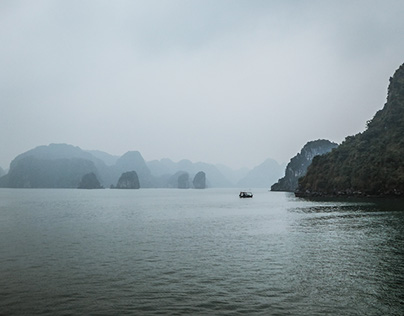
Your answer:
[297,63,404,197]
[271,140,338,192]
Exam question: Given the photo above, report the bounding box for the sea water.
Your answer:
[1,188,403,315]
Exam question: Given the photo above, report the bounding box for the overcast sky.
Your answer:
[1,0,403,169]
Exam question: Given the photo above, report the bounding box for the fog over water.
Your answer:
[1,0,404,169]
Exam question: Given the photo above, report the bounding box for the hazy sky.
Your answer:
[1,0,403,169]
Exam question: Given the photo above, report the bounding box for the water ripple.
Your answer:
[1,189,404,315]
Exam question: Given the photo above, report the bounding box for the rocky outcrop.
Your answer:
[178,172,190,189]
[2,155,98,188]
[271,139,338,192]
[114,151,154,187]
[193,171,206,189]
[0,144,111,188]
[115,171,140,189]
[78,172,102,189]
[297,63,404,197]
[147,159,232,188]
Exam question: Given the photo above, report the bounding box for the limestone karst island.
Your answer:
[1,62,403,198]
[295,63,404,198]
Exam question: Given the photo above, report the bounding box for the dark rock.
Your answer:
[116,171,140,189]
[1,143,111,188]
[3,156,98,188]
[78,172,102,189]
[193,171,206,189]
[297,63,404,198]
[114,151,154,187]
[178,172,190,189]
[271,139,338,192]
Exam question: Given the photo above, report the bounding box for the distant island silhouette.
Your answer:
[0,145,284,189]
[1,62,403,197]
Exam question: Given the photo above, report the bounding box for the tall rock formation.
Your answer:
[114,151,154,187]
[147,158,232,188]
[271,140,338,192]
[116,171,140,189]
[2,156,98,188]
[297,63,404,197]
[0,144,111,188]
[178,172,190,189]
[78,172,102,189]
[193,171,206,189]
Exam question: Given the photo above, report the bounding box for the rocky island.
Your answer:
[296,63,404,198]
[115,171,140,189]
[78,172,103,189]
[193,171,206,189]
[271,139,338,192]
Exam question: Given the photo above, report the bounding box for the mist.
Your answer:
[1,0,403,169]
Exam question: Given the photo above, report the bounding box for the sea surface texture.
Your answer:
[1,189,403,315]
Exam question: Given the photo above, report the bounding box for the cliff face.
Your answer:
[193,171,206,189]
[114,151,154,187]
[5,156,98,188]
[297,63,404,197]
[178,172,190,189]
[116,171,140,189]
[271,140,338,192]
[78,172,102,189]
[0,144,110,188]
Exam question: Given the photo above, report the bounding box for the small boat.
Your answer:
[239,191,253,198]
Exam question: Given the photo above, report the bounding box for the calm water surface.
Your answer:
[1,188,403,315]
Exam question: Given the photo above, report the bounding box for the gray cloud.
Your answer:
[1,0,403,169]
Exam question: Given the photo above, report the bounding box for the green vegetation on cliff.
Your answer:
[271,139,337,192]
[297,63,404,197]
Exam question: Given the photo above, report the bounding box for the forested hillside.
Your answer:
[271,139,337,192]
[297,63,404,197]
